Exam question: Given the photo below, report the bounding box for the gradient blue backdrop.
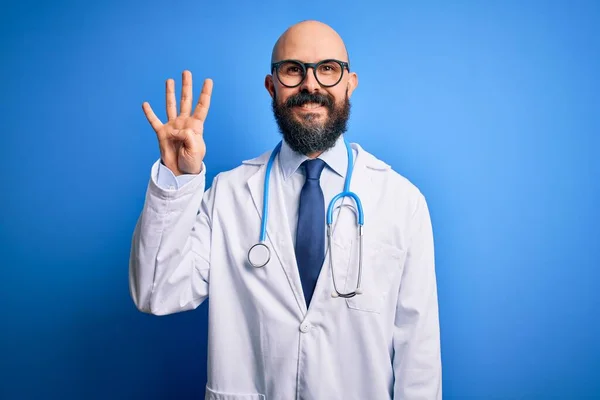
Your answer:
[1,0,598,399]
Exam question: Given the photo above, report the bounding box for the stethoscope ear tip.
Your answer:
[331,291,339,298]
[355,288,363,295]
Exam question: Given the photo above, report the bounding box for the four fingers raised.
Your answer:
[143,72,212,132]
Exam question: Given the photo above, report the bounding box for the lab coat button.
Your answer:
[300,322,311,333]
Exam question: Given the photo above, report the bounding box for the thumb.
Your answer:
[172,128,196,150]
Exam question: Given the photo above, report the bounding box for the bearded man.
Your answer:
[130,19,442,400]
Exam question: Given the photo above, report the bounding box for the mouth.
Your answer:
[294,102,326,111]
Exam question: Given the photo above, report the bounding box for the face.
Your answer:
[265,24,358,156]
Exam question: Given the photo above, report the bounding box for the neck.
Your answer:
[306,150,324,159]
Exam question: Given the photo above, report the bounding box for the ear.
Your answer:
[265,75,276,99]
[346,72,358,98]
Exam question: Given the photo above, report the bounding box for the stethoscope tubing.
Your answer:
[249,139,365,298]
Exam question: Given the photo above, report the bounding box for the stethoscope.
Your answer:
[247,139,365,298]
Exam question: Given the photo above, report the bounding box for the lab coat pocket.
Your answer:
[345,238,406,314]
[205,385,265,400]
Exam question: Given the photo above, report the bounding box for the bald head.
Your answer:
[271,20,349,65]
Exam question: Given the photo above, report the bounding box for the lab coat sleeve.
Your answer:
[393,194,442,399]
[129,158,214,316]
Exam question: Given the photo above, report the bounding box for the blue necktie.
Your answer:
[296,158,327,308]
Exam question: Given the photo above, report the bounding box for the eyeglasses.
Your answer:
[271,59,350,88]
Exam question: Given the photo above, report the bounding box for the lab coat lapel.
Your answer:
[246,154,308,316]
[347,145,378,238]
[331,145,377,251]
[310,144,379,306]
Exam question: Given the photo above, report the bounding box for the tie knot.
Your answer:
[303,158,326,180]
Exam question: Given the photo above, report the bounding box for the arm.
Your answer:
[393,194,442,399]
[130,70,214,315]
[128,159,215,316]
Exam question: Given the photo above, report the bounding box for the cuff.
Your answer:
[153,159,205,190]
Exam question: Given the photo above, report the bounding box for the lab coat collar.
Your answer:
[242,140,391,172]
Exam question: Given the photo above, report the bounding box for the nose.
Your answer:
[299,67,320,93]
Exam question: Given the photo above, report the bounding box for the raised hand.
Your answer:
[142,70,213,176]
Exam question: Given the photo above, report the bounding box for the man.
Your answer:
[130,20,441,399]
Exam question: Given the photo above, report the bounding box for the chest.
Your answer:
[209,167,408,318]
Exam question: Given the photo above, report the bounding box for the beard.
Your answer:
[271,89,351,156]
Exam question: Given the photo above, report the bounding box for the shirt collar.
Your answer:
[279,134,348,180]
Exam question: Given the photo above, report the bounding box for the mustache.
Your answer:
[284,91,334,109]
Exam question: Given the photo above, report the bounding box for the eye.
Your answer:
[318,62,339,75]
[279,61,304,76]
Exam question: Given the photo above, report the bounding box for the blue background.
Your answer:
[1,0,599,399]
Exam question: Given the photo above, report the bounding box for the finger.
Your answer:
[193,78,213,122]
[180,70,193,117]
[165,78,177,121]
[142,102,163,132]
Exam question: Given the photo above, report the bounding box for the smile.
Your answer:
[296,102,324,110]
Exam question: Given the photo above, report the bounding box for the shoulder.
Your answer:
[354,142,424,202]
[207,147,271,188]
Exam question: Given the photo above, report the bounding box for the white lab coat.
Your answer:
[129,142,442,400]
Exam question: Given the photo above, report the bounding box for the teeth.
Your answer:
[300,103,321,109]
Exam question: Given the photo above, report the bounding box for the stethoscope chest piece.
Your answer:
[248,242,270,268]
